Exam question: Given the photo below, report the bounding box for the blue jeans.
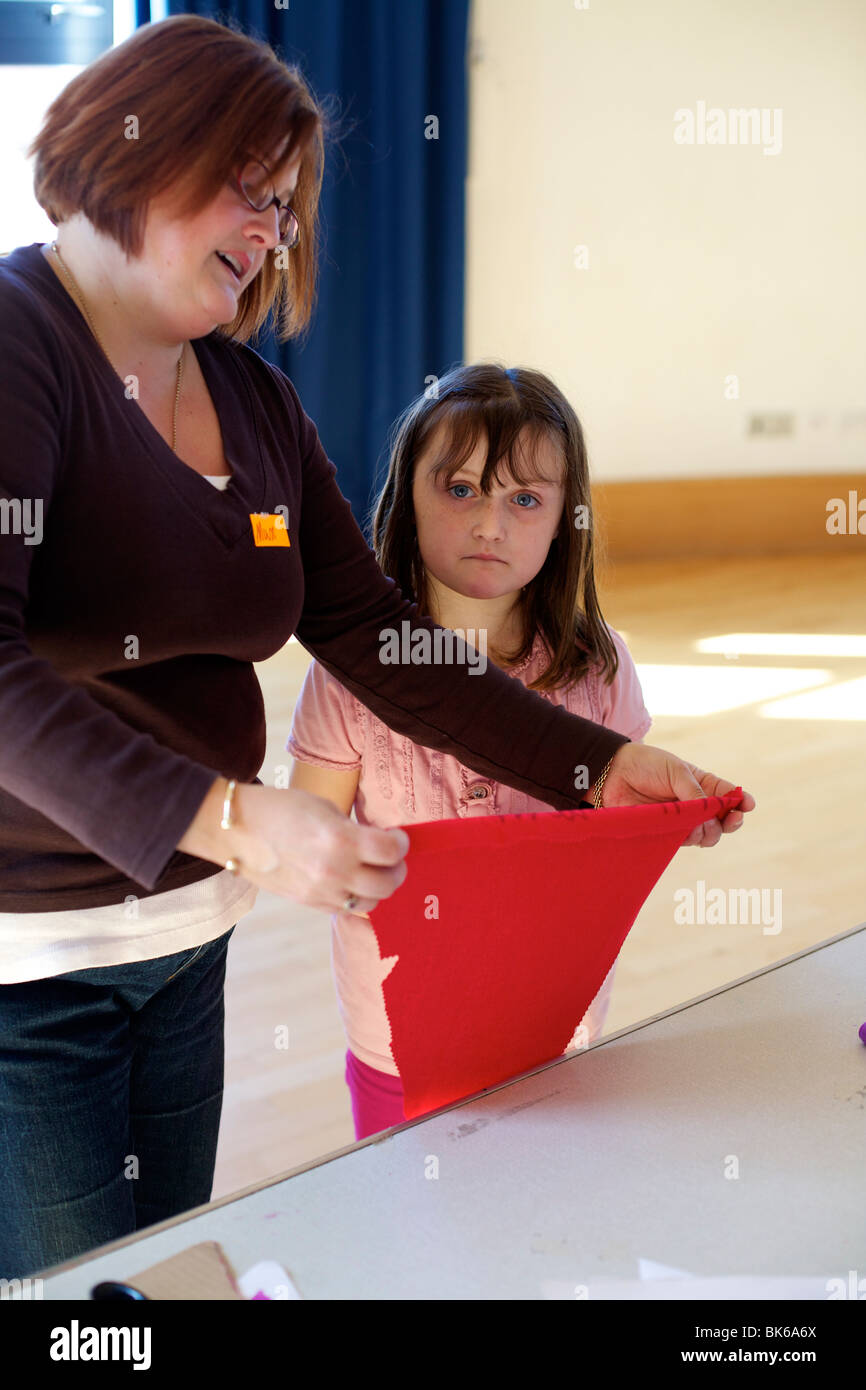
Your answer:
[0,925,236,1280]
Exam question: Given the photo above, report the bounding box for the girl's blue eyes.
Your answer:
[448,484,539,508]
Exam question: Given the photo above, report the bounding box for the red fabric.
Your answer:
[369,790,744,1119]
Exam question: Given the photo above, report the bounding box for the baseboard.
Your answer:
[591,475,866,559]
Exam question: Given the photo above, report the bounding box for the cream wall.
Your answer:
[465,0,866,481]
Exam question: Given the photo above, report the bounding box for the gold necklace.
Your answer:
[50,240,185,455]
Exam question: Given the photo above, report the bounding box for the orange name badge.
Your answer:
[249,513,291,547]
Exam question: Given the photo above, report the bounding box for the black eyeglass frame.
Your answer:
[233,156,300,248]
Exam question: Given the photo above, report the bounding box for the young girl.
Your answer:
[287,363,652,1140]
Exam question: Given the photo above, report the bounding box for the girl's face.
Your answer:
[411,421,566,601]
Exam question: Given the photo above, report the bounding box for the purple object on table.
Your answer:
[859,1022,866,1045]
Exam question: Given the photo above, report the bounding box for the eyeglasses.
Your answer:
[234,158,300,248]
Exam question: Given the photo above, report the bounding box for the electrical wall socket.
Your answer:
[747,413,795,436]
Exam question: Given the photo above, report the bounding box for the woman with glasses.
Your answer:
[0,14,753,1280]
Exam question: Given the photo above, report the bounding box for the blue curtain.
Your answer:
[136,0,469,529]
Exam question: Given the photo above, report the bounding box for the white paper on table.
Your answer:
[238,1259,302,1300]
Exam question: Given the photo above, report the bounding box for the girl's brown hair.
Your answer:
[371,363,618,693]
[27,13,328,344]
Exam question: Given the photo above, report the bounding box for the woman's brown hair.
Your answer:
[27,13,328,344]
[370,363,618,693]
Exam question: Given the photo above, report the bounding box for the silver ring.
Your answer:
[342,892,359,913]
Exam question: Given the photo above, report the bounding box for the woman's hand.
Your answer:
[178,780,409,915]
[589,743,755,848]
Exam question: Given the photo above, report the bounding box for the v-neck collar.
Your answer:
[20,242,267,549]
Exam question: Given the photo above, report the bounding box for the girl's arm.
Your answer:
[289,759,361,818]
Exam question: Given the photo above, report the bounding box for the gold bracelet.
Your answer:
[221,778,241,874]
[592,756,615,810]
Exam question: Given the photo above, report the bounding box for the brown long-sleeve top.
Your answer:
[0,243,628,912]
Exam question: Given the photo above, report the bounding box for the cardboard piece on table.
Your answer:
[369,790,744,1119]
[125,1241,245,1300]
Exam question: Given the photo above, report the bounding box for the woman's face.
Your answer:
[411,421,566,602]
[133,147,303,336]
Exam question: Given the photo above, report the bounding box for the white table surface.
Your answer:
[36,922,866,1300]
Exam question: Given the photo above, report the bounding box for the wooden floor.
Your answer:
[213,552,866,1202]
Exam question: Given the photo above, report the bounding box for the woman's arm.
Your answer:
[0,277,218,893]
[274,372,752,842]
[176,776,408,917]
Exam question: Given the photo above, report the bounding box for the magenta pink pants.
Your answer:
[344,1050,407,1140]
